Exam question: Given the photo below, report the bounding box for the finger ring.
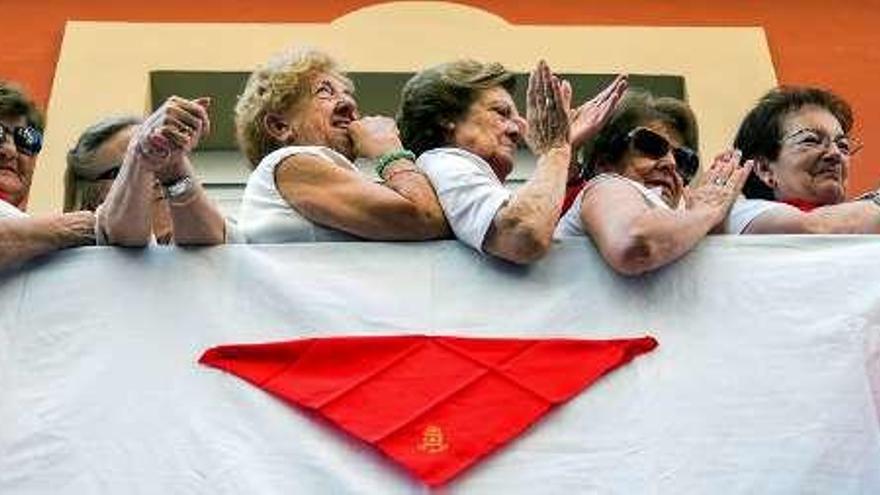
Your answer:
[545,97,552,107]
[713,178,725,186]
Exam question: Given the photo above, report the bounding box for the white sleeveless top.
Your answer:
[0,199,26,219]
[238,146,362,243]
[555,173,673,238]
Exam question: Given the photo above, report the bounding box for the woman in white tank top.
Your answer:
[234,47,449,243]
[555,92,752,275]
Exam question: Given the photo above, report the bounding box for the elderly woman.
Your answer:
[555,92,752,275]
[66,116,140,211]
[97,96,227,246]
[66,116,173,244]
[1,81,95,269]
[725,86,880,234]
[398,59,627,264]
[234,48,448,242]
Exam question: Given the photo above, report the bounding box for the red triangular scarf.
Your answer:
[199,335,658,486]
[782,198,819,212]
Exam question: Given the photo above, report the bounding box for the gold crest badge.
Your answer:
[418,425,449,454]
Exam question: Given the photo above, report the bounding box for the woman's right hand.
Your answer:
[62,210,97,246]
[349,116,403,159]
[525,60,571,156]
[685,149,753,223]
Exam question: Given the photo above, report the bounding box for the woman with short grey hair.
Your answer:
[398,59,627,264]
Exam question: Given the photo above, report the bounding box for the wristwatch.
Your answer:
[162,176,195,200]
[856,189,880,208]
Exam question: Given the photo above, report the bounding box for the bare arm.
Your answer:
[482,60,571,264]
[276,152,448,240]
[0,211,95,269]
[483,147,570,263]
[99,96,226,246]
[582,152,752,275]
[744,200,880,234]
[160,156,226,245]
[96,143,154,246]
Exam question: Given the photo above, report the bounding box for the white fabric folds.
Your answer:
[1,238,879,494]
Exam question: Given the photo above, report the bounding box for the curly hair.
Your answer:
[584,90,698,177]
[234,47,351,168]
[397,59,516,156]
[733,86,853,199]
[0,81,44,131]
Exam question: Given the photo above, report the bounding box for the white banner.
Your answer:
[1,238,879,494]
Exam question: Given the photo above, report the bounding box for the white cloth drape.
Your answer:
[1,238,878,494]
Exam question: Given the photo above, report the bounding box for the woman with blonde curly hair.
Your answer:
[235,47,449,242]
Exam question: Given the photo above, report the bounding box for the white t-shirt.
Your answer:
[722,198,787,234]
[555,173,671,238]
[238,146,362,243]
[0,199,26,219]
[416,148,511,252]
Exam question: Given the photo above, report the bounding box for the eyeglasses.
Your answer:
[0,123,43,156]
[781,128,863,157]
[312,79,354,103]
[625,127,699,183]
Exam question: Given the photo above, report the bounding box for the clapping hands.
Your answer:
[685,149,753,222]
[569,74,628,148]
[133,96,211,181]
[525,60,571,156]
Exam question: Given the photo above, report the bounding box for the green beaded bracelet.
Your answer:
[375,149,416,178]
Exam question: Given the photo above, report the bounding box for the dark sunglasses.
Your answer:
[94,165,121,181]
[0,123,43,156]
[626,127,699,183]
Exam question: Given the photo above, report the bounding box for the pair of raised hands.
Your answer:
[525,61,628,156]
[133,95,211,182]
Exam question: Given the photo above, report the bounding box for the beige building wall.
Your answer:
[31,1,776,214]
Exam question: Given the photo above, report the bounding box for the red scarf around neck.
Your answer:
[781,198,820,212]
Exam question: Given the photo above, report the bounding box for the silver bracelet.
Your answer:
[162,176,194,201]
[856,189,880,209]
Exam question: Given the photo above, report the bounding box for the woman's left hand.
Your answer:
[685,149,753,223]
[525,60,571,156]
[569,74,628,148]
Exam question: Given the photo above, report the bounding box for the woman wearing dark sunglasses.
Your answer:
[1,81,100,270]
[556,92,752,275]
[724,86,880,234]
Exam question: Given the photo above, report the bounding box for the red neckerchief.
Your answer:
[200,334,658,486]
[781,198,820,212]
[561,177,586,218]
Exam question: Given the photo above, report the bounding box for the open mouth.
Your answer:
[645,177,674,194]
[331,117,352,129]
[813,167,842,181]
[499,139,518,153]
